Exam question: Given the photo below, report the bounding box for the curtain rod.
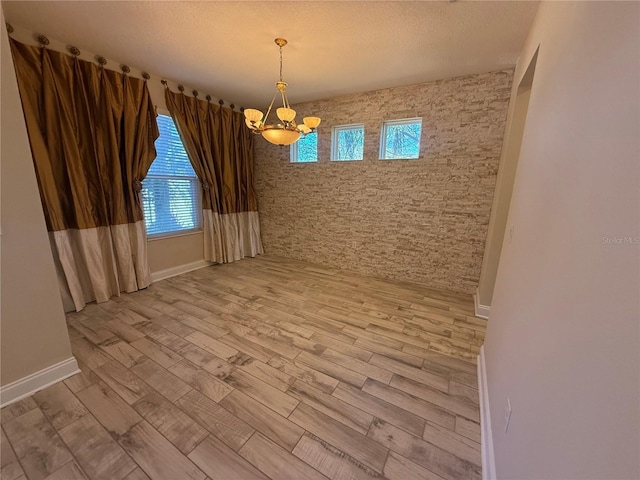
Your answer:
[159,80,239,110]
[5,24,242,111]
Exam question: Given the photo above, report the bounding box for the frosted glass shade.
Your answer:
[262,128,301,145]
[244,108,264,123]
[298,124,312,134]
[276,107,296,123]
[303,116,321,129]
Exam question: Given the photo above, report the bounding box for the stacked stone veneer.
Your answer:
[254,70,513,294]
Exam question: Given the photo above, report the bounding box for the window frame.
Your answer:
[379,117,423,160]
[290,131,318,163]
[143,110,203,240]
[331,123,365,162]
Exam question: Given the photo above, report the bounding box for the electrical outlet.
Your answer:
[504,397,512,433]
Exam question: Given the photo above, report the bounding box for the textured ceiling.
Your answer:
[2,1,539,108]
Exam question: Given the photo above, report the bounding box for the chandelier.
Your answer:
[244,38,321,146]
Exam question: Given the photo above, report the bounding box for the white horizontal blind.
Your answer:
[142,114,202,238]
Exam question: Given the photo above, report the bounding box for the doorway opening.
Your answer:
[476,47,539,317]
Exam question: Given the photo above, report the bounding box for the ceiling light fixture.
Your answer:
[244,38,321,146]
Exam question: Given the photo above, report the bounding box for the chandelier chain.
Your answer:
[279,45,283,82]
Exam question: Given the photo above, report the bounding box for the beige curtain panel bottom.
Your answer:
[52,222,150,312]
[203,210,263,264]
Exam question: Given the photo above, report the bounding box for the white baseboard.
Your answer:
[151,260,212,283]
[474,287,491,319]
[478,346,496,480]
[0,357,80,408]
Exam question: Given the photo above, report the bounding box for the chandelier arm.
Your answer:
[263,91,279,126]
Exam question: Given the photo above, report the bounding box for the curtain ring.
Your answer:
[178,85,185,92]
[37,34,49,46]
[120,64,130,74]
[142,72,151,80]
[218,99,224,106]
[133,179,143,192]
[67,45,80,56]
[96,56,107,66]
[206,95,212,102]
[193,90,199,97]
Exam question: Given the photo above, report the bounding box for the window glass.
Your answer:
[142,114,201,238]
[291,131,318,163]
[331,124,364,161]
[380,118,422,159]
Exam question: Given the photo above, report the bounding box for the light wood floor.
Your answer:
[1,255,486,480]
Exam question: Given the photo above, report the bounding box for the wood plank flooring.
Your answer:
[1,255,486,480]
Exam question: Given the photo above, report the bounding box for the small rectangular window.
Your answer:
[380,118,422,159]
[331,124,364,161]
[142,113,202,239]
[290,131,318,163]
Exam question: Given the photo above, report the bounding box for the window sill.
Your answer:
[147,229,203,242]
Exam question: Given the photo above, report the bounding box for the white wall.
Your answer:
[477,60,535,310]
[0,9,74,387]
[484,2,639,478]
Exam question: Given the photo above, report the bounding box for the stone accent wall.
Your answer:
[254,70,513,294]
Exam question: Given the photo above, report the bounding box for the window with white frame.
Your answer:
[331,124,364,161]
[290,131,318,163]
[380,118,422,159]
[142,113,202,238]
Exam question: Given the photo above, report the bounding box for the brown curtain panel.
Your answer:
[10,38,159,311]
[164,87,263,263]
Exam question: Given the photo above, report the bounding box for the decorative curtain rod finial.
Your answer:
[161,79,168,86]
[206,95,212,102]
[142,72,150,80]
[95,55,107,66]
[67,45,80,56]
[177,85,185,92]
[37,34,49,46]
[120,64,130,74]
